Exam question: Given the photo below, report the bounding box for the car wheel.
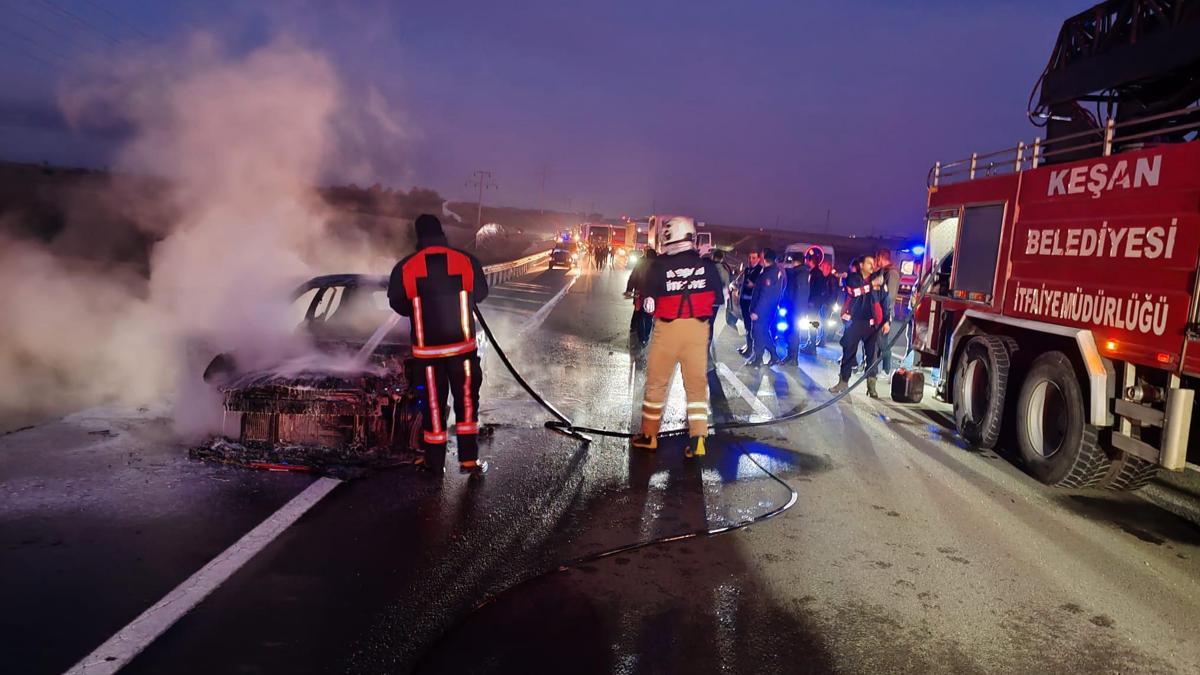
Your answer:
[1015,351,1109,487]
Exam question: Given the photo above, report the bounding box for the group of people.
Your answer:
[733,247,902,397]
[387,213,905,473]
[734,248,838,367]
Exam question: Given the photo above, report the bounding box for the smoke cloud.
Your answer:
[0,35,412,436]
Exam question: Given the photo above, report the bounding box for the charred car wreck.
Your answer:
[191,275,424,475]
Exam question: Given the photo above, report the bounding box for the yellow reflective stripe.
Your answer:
[687,413,708,421]
[642,401,665,410]
[642,413,663,421]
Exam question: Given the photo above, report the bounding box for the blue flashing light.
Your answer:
[776,321,789,332]
[911,244,926,256]
[777,307,787,317]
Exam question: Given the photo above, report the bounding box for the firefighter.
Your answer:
[746,248,786,367]
[625,248,658,346]
[779,251,811,365]
[388,214,490,475]
[828,255,890,397]
[631,216,724,458]
[735,250,763,356]
[807,258,832,351]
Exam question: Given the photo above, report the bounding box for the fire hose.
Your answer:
[417,272,936,671]
[414,271,939,671]
[473,268,937,441]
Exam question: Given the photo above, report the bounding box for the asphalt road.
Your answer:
[3,262,1200,674]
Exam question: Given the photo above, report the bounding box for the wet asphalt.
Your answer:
[4,262,1200,674]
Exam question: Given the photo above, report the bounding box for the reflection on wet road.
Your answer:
[4,265,1200,674]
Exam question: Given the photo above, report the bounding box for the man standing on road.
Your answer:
[779,251,811,365]
[625,248,657,346]
[388,214,490,475]
[870,249,902,375]
[736,250,763,357]
[631,217,724,459]
[829,255,890,397]
[747,248,786,367]
[706,249,734,370]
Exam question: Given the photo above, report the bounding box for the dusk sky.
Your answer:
[0,0,1088,236]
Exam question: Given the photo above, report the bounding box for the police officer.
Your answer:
[388,214,490,474]
[828,255,890,397]
[632,217,724,459]
[746,248,786,367]
[735,250,763,356]
[779,251,811,365]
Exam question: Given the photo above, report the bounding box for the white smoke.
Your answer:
[0,35,410,437]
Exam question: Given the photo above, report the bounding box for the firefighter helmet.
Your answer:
[660,216,696,247]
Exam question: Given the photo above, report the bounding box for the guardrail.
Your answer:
[929,103,1200,188]
[482,248,552,287]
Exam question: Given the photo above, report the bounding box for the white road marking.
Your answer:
[65,477,342,675]
[520,273,578,335]
[715,362,773,422]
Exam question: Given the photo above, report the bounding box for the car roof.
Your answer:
[294,274,388,296]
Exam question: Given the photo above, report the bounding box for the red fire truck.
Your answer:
[911,0,1200,491]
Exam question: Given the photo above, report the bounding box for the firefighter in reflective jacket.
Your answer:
[828,254,890,398]
[631,217,724,458]
[388,214,490,474]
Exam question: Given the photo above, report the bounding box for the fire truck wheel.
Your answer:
[1016,351,1109,488]
[952,335,1013,449]
[1100,452,1158,491]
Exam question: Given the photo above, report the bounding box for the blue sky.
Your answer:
[0,0,1088,235]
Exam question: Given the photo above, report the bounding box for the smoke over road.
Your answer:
[0,35,410,436]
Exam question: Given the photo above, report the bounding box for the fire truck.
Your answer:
[912,0,1200,491]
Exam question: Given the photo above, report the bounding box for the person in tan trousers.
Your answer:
[631,216,725,458]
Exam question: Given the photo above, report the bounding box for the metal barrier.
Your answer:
[930,104,1200,187]
[482,247,552,287]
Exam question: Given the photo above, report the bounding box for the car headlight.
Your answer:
[832,303,840,312]
[776,321,789,332]
[827,319,838,327]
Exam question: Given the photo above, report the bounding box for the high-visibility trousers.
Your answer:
[640,317,711,438]
[419,351,482,463]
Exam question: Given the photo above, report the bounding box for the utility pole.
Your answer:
[535,165,548,214]
[466,170,497,227]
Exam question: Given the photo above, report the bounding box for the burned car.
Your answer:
[191,275,423,474]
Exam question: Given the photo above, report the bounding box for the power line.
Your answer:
[79,0,150,39]
[35,0,123,45]
[0,22,71,68]
[0,34,60,69]
[3,0,96,58]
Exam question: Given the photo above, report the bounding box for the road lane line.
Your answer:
[65,477,342,675]
[519,273,577,335]
[715,363,773,422]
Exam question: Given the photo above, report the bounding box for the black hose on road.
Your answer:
[475,269,936,441]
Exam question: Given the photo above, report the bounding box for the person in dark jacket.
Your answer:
[747,248,786,367]
[625,249,658,345]
[806,259,830,351]
[388,214,490,474]
[870,249,902,374]
[736,250,763,356]
[829,255,890,397]
[780,251,812,365]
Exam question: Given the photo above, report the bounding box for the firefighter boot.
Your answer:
[866,377,880,399]
[828,378,849,395]
[685,435,707,459]
[459,459,489,475]
[631,433,658,450]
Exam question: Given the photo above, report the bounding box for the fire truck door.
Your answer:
[915,209,961,354]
